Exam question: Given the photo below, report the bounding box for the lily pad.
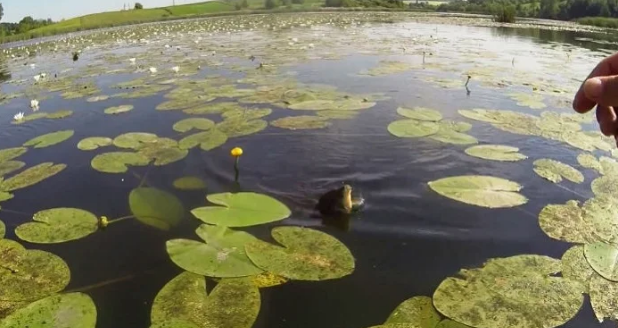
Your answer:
[87,95,109,102]
[561,245,595,293]
[179,129,228,151]
[589,273,618,323]
[167,225,263,278]
[0,148,27,163]
[0,161,25,177]
[436,320,473,328]
[137,140,188,166]
[245,226,355,281]
[0,239,70,301]
[429,128,478,145]
[584,242,618,281]
[113,132,158,149]
[129,187,184,231]
[316,110,358,119]
[432,254,583,328]
[271,116,331,130]
[173,176,207,190]
[216,119,268,138]
[91,152,150,173]
[387,119,439,138]
[222,108,272,121]
[509,92,546,110]
[577,153,603,174]
[12,112,48,125]
[361,60,413,76]
[0,220,4,239]
[0,162,66,192]
[464,145,527,161]
[173,118,215,133]
[47,110,73,119]
[384,296,441,326]
[592,175,618,197]
[191,192,291,227]
[428,175,528,208]
[0,293,96,328]
[15,208,99,244]
[150,271,260,328]
[23,130,74,148]
[397,107,442,122]
[104,105,134,114]
[533,159,584,184]
[183,102,244,115]
[77,137,113,151]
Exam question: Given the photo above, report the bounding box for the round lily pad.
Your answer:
[271,116,331,130]
[429,129,477,145]
[47,110,73,119]
[104,105,134,114]
[388,119,439,138]
[167,225,263,278]
[0,161,25,177]
[0,162,66,192]
[191,192,291,227]
[0,148,27,163]
[0,239,70,301]
[561,245,595,293]
[584,242,618,282]
[433,255,583,328]
[129,187,184,231]
[179,129,228,151]
[436,320,473,328]
[87,95,109,102]
[592,175,618,197]
[91,152,150,173]
[137,140,188,166]
[77,137,113,151]
[183,102,243,115]
[533,159,584,184]
[216,119,268,138]
[150,271,260,328]
[577,153,603,174]
[428,175,528,208]
[173,118,215,133]
[397,107,443,122]
[113,132,158,149]
[0,293,96,328]
[0,220,4,239]
[222,108,272,121]
[316,110,357,120]
[464,145,527,161]
[23,130,74,148]
[589,273,618,323]
[15,208,99,244]
[173,176,206,190]
[245,226,355,281]
[384,296,441,326]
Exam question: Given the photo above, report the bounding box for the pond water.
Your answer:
[1,12,618,328]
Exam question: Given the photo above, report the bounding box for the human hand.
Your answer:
[573,53,618,145]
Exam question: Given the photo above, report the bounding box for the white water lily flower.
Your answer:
[33,75,41,82]
[29,63,36,69]
[129,58,136,64]
[308,43,315,49]
[14,112,24,121]
[172,66,180,73]
[149,67,157,74]
[291,37,298,43]
[40,73,47,78]
[164,44,170,48]
[30,99,39,110]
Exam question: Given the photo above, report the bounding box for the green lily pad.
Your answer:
[533,159,584,184]
[464,145,527,161]
[438,120,472,133]
[167,225,263,278]
[191,192,291,227]
[137,139,188,166]
[0,293,96,328]
[360,60,413,76]
[0,220,4,239]
[0,148,26,163]
[23,130,74,148]
[0,162,66,192]
[584,242,618,281]
[179,129,228,151]
[589,273,618,323]
[113,132,158,149]
[222,108,272,121]
[287,98,375,111]
[77,137,113,151]
[47,110,73,119]
[11,112,48,125]
[87,95,110,102]
[384,296,441,326]
[428,175,528,208]
[245,226,355,281]
[429,128,478,145]
[508,92,546,110]
[104,105,134,114]
[173,118,215,133]
[15,208,99,244]
[600,157,618,176]
[592,175,618,197]
[316,110,358,120]
[91,152,150,173]
[150,271,260,328]
[435,320,473,328]
[0,192,13,202]
[561,245,595,293]
[271,116,331,130]
[577,153,603,174]
[536,113,581,132]
[156,96,215,111]
[432,255,583,328]
[173,176,206,190]
[129,187,184,231]
[0,161,25,177]
[397,107,443,122]
[387,120,439,138]
[183,102,244,115]
[216,119,268,138]
[0,239,70,301]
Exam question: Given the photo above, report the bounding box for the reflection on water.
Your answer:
[0,13,613,328]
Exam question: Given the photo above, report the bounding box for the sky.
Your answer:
[1,0,207,23]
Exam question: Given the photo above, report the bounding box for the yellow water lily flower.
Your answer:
[231,147,243,157]
[99,216,109,228]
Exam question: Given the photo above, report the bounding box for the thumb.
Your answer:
[584,75,618,106]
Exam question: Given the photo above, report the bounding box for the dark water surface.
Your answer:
[0,14,615,328]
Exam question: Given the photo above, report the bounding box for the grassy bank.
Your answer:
[577,16,618,28]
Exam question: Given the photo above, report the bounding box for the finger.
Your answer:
[574,54,618,113]
[586,75,618,107]
[596,104,618,136]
